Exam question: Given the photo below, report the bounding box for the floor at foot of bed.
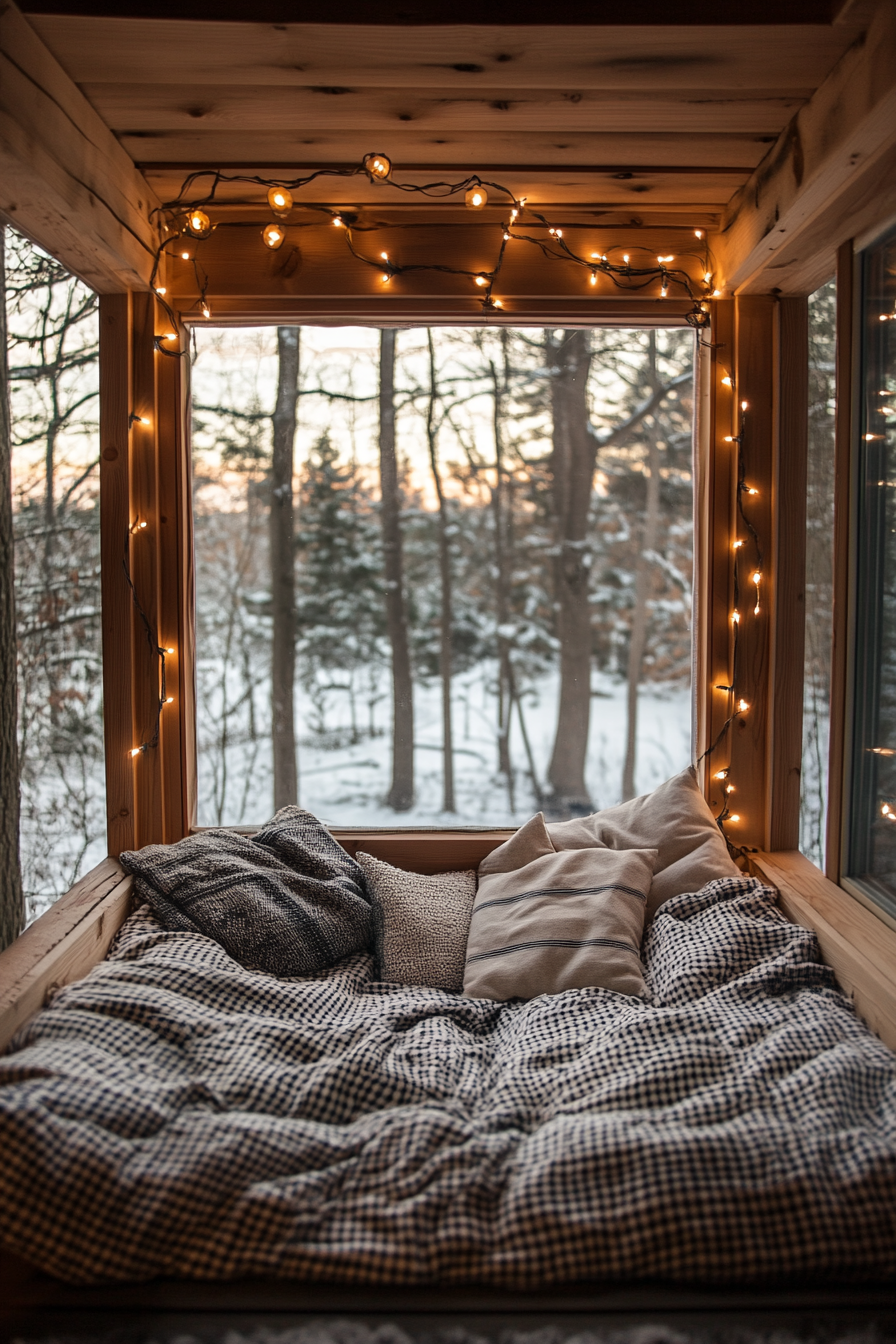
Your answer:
[2,1254,895,1341]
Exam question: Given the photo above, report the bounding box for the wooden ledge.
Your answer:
[0,858,133,1053]
[750,850,896,1052]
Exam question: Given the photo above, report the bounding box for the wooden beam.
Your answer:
[825,240,856,880]
[716,0,896,295]
[751,849,896,1052]
[767,298,809,849]
[333,830,512,873]
[27,18,860,93]
[0,1,160,292]
[99,294,136,858]
[0,858,132,1053]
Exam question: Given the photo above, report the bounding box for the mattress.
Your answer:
[0,875,894,1285]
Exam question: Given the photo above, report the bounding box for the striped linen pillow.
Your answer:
[464,845,657,1001]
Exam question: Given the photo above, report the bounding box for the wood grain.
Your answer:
[718,0,896,295]
[751,849,896,1052]
[0,860,133,1053]
[99,294,136,858]
[27,18,860,93]
[0,2,159,292]
[767,298,809,850]
[825,239,855,880]
[333,830,512,873]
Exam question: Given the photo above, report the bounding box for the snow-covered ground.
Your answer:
[196,662,693,828]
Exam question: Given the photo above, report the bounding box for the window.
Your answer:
[799,279,836,868]
[847,225,896,913]
[4,226,105,921]
[190,325,695,828]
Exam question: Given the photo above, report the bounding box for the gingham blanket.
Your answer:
[1,875,895,1286]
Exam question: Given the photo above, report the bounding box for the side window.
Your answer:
[847,225,896,915]
[799,280,836,868]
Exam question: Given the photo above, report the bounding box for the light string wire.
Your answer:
[146,155,717,333]
[697,383,764,856]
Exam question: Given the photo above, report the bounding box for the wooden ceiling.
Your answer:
[23,11,866,233]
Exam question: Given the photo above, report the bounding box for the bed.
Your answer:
[1,864,895,1288]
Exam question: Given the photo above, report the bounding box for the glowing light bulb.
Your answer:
[155,286,167,296]
[660,282,669,298]
[333,216,344,228]
[741,400,748,412]
[704,272,712,283]
[737,699,749,713]
[201,304,211,319]
[722,376,732,387]
[713,289,722,297]
[714,770,728,780]
[695,229,704,239]
[181,251,190,260]
[733,539,744,549]
[465,185,487,210]
[504,232,511,241]
[187,209,211,237]
[262,223,285,249]
[493,299,503,308]
[623,254,630,264]
[165,696,174,705]
[747,487,759,496]
[870,747,895,756]
[381,273,391,284]
[510,208,518,221]
[865,433,884,441]
[729,814,741,823]
[364,152,392,180]
[166,647,175,654]
[724,436,734,443]
[732,610,740,624]
[556,229,563,238]
[130,747,142,758]
[267,186,293,215]
[590,272,598,286]
[475,275,488,286]
[726,784,735,794]
[752,571,761,586]
[162,331,177,341]
[658,254,674,263]
[381,251,389,260]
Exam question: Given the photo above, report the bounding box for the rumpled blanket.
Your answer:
[1,875,895,1286]
[119,806,371,977]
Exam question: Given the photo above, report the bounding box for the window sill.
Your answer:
[750,850,896,1052]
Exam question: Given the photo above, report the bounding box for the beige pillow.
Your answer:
[464,846,656,1002]
[356,852,476,993]
[547,766,740,919]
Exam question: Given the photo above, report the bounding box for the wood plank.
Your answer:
[83,83,807,137]
[26,17,860,92]
[825,240,855,879]
[99,294,136,857]
[134,132,776,173]
[174,296,698,326]
[717,0,896,294]
[0,861,133,1053]
[175,320,198,836]
[724,297,775,853]
[751,849,896,1053]
[333,830,512,873]
[0,2,159,292]
[767,298,809,849]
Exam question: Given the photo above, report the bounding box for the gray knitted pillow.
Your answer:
[121,806,371,978]
[356,852,476,993]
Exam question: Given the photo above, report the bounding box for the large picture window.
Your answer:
[848,226,896,913]
[190,325,695,828]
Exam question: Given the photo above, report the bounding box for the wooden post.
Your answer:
[767,298,809,850]
[99,293,192,854]
[98,294,135,857]
[826,240,856,880]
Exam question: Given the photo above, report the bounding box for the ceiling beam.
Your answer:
[0,1,160,292]
[715,0,896,294]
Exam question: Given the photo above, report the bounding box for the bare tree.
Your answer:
[425,329,455,813]
[0,226,24,949]
[270,326,299,809]
[379,328,414,810]
[487,331,515,808]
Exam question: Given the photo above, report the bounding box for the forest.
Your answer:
[2,220,835,919]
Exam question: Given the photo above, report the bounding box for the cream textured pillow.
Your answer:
[356,852,476,993]
[546,766,740,919]
[464,846,656,1002]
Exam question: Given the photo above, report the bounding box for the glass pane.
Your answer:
[4,226,105,922]
[191,326,694,828]
[799,279,836,868]
[848,225,896,911]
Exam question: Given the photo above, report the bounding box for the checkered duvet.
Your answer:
[1,875,895,1286]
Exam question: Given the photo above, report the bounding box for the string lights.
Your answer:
[700,377,765,854]
[147,155,719,329]
[122,523,173,760]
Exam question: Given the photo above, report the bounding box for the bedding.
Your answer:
[356,852,475,992]
[120,806,371,977]
[1,875,896,1285]
[464,845,656,1000]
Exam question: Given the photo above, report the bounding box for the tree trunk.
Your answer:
[546,328,596,817]
[0,226,24,949]
[622,338,663,801]
[270,326,299,810]
[425,330,455,813]
[378,328,414,811]
[488,339,514,808]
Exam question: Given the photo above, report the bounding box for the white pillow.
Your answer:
[465,846,656,1001]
